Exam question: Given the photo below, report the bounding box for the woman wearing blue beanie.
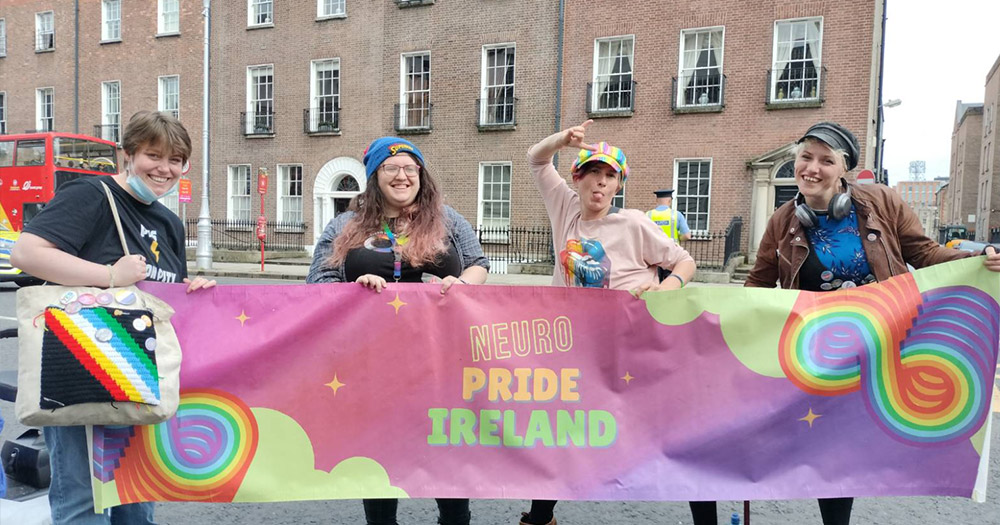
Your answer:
[307,136,489,525]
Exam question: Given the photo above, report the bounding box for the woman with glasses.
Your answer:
[306,136,488,525]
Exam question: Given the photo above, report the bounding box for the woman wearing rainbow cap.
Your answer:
[519,120,696,525]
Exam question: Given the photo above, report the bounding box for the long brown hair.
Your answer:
[328,154,447,268]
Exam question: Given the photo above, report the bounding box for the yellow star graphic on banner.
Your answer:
[621,372,635,385]
[325,375,346,396]
[388,293,407,314]
[799,408,822,428]
[236,310,251,326]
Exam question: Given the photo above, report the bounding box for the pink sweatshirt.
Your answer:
[529,152,695,291]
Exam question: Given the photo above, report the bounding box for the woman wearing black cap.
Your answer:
[685,122,1000,525]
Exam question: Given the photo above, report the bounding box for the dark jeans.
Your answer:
[690,498,853,525]
[363,498,470,525]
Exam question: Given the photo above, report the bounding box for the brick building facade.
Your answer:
[1,0,884,263]
[946,102,983,234]
[978,55,1000,241]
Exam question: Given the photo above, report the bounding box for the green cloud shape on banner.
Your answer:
[234,408,409,501]
[644,285,797,378]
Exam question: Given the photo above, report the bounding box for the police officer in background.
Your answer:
[646,189,691,243]
[647,189,691,280]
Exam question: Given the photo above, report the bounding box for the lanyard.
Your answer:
[382,221,403,282]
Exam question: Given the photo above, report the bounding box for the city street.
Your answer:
[1,279,999,524]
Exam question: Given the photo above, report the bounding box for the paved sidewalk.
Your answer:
[186,259,738,287]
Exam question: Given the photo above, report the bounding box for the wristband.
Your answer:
[458,277,469,284]
[107,264,115,288]
[668,273,685,288]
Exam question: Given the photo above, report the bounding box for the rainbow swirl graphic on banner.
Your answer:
[779,273,999,445]
[109,389,258,502]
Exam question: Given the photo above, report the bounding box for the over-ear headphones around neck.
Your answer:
[793,178,852,229]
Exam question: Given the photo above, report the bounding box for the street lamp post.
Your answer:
[875,97,902,185]
[196,0,213,270]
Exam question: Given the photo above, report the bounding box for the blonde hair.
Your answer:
[121,111,192,162]
[794,138,848,172]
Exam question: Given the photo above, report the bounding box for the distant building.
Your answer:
[946,101,982,236]
[894,178,946,238]
[979,54,1000,241]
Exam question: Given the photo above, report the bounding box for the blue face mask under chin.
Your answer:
[126,164,178,204]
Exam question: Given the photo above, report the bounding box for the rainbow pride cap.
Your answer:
[572,142,630,181]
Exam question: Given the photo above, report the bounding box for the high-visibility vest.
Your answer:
[646,207,680,242]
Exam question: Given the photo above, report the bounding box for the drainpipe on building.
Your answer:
[552,0,565,170]
[74,0,79,133]
[874,0,888,184]
[196,0,213,270]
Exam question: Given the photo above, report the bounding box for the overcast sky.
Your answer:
[881,0,1000,185]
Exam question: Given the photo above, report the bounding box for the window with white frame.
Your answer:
[249,0,273,26]
[161,190,180,216]
[102,0,121,41]
[101,81,121,144]
[247,65,274,133]
[36,12,55,51]
[674,159,711,233]
[158,0,179,34]
[309,59,340,132]
[771,17,822,101]
[678,27,724,107]
[478,162,511,230]
[0,92,6,135]
[592,36,634,112]
[36,88,54,131]
[277,164,304,225]
[159,75,180,119]
[612,187,624,208]
[228,165,252,222]
[318,0,346,18]
[480,44,515,125]
[0,19,7,57]
[400,52,431,129]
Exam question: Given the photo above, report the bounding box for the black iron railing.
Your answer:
[586,80,636,115]
[679,217,744,271]
[394,103,433,132]
[671,73,727,110]
[476,97,517,128]
[475,226,554,274]
[303,106,340,134]
[185,219,306,251]
[241,110,275,136]
[93,124,121,144]
[766,66,827,105]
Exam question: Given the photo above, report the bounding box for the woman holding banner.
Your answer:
[688,121,1000,525]
[519,120,696,525]
[306,136,488,525]
[11,110,215,525]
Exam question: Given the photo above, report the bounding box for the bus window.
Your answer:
[15,140,47,167]
[53,137,117,173]
[22,202,45,226]
[0,141,13,167]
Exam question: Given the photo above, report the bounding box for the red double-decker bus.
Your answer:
[0,132,119,285]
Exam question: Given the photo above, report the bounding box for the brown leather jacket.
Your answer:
[745,182,972,289]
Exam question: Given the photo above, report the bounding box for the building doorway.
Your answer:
[312,156,365,250]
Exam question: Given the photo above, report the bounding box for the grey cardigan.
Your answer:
[306,205,490,283]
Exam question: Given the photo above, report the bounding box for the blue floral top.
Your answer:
[799,205,876,292]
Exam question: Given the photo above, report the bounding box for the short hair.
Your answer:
[121,111,192,162]
[794,137,848,172]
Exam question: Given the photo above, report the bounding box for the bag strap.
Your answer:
[100,181,131,257]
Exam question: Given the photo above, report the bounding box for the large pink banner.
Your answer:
[90,258,999,510]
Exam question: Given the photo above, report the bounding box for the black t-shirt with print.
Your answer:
[23,176,187,284]
[344,236,463,283]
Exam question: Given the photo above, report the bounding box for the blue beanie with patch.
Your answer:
[362,137,425,178]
